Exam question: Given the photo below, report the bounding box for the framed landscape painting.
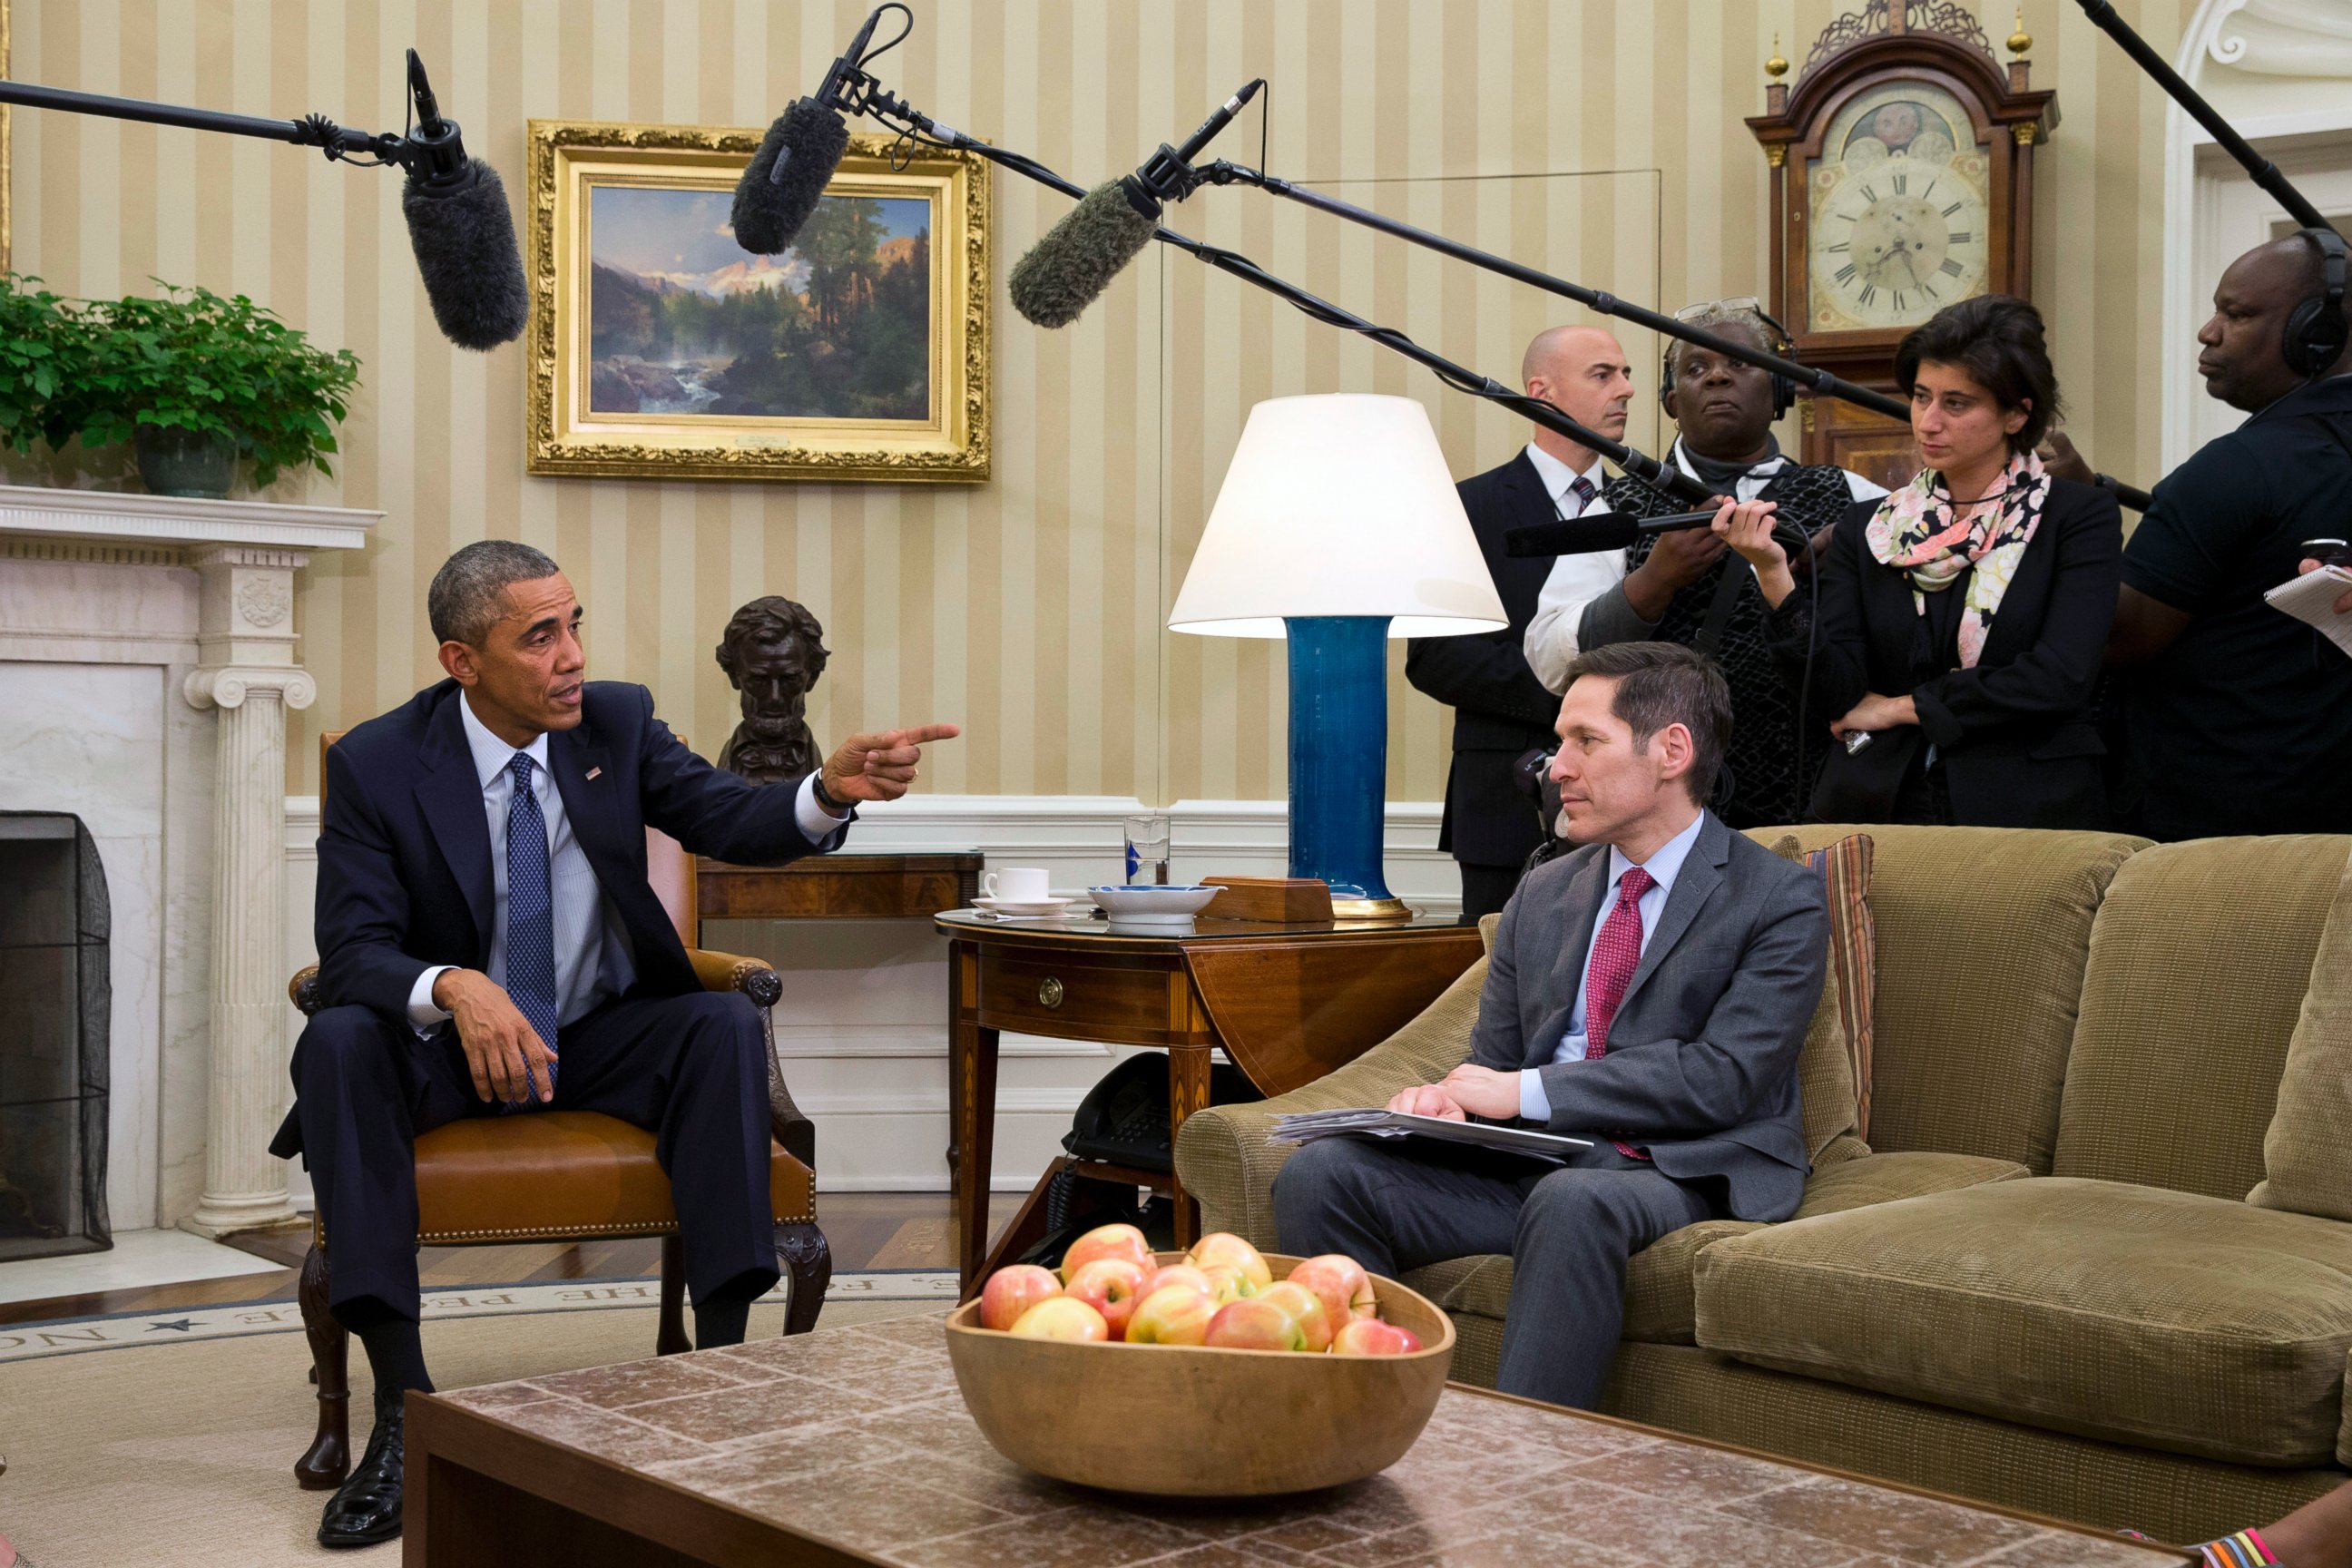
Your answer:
[525,121,989,483]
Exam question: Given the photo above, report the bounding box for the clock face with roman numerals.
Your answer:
[1805,81,1992,333]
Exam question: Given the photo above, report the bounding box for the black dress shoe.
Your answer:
[318,1389,406,1547]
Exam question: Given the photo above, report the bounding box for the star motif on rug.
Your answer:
[145,1318,197,1332]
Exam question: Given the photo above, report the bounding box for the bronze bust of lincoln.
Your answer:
[715,596,827,784]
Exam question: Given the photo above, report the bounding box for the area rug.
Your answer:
[0,1294,949,1566]
[0,1269,958,1364]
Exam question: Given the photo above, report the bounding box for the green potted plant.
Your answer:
[0,275,90,459]
[74,282,361,498]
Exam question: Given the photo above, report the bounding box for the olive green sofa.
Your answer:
[1172,826,2352,1544]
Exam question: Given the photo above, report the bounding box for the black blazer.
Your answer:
[309,678,842,1028]
[1405,452,1563,867]
[1777,477,2122,828]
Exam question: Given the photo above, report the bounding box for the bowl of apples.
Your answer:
[945,1224,1454,1497]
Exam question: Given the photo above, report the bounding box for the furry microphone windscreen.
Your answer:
[1008,181,1160,328]
[732,99,849,255]
[401,160,531,351]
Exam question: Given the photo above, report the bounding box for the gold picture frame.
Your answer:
[525,119,989,484]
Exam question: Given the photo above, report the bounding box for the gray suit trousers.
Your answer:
[1272,1135,1716,1409]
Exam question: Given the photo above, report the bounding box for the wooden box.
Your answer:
[1198,877,1335,924]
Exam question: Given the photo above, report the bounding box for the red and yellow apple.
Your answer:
[1330,1317,1423,1356]
[1123,1283,1217,1345]
[1059,1222,1153,1283]
[1141,1262,1213,1299]
[1254,1280,1335,1352]
[1010,1296,1110,1341]
[978,1263,1062,1331]
[1186,1232,1273,1290]
[1203,1297,1310,1352]
[1197,1263,1258,1306]
[1063,1257,1150,1339]
[1288,1254,1377,1338]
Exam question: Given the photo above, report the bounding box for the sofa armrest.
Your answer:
[1176,952,1492,1250]
[1792,1150,2030,1220]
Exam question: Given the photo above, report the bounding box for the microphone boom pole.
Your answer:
[878,116,1719,506]
[1198,156,2155,514]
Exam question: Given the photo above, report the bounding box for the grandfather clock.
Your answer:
[1747,4,2056,487]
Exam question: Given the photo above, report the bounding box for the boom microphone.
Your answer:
[733,99,851,255]
[397,53,528,352]
[1011,80,1263,328]
[1505,508,1810,558]
[730,6,891,255]
[1009,181,1161,328]
[0,49,529,351]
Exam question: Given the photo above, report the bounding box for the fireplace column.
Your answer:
[182,546,315,1237]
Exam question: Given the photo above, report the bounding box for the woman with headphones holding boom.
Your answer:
[1717,294,2126,828]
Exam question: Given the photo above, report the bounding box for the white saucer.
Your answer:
[973,895,1074,918]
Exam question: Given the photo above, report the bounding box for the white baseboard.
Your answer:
[273,792,1463,1198]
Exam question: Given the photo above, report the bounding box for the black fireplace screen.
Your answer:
[0,812,111,1259]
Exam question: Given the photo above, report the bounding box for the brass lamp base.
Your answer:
[1330,896,1414,922]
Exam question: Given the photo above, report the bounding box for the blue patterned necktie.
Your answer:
[504,751,560,1110]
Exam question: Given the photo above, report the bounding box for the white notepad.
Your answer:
[2266,564,2352,658]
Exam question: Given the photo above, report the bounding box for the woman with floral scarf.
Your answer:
[1710,295,2123,828]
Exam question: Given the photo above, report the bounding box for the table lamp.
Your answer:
[1168,394,1507,918]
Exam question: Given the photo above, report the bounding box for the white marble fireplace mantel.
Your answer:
[0,485,378,1238]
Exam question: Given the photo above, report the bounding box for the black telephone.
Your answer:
[1063,1053,1262,1173]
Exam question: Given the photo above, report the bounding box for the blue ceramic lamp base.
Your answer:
[1284,616,1410,920]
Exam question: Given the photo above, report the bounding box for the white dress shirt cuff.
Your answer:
[1518,1067,1552,1123]
[407,965,456,1034]
[797,774,848,838]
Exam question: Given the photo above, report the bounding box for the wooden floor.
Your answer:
[0,1191,1024,1328]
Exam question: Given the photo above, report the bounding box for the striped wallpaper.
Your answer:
[5,0,2184,799]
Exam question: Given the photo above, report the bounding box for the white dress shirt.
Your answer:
[1517,810,1708,1122]
[406,693,845,1032]
[1521,440,1890,694]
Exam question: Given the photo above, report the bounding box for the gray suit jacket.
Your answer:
[1468,810,1828,1221]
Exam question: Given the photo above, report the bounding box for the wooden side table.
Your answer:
[697,852,982,921]
[936,910,1485,1294]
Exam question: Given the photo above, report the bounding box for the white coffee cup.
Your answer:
[983,867,1052,903]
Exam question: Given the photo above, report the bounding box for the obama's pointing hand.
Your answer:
[821,724,962,804]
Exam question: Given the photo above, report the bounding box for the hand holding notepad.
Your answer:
[2267,563,2352,657]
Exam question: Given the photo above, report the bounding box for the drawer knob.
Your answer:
[1038,976,1065,1008]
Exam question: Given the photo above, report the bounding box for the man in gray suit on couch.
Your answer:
[1275,640,1828,1409]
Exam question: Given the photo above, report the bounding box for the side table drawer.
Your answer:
[976,949,1175,1038]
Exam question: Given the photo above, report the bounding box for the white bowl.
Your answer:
[1089,884,1222,922]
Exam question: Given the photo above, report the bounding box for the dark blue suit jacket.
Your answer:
[271,678,845,1158]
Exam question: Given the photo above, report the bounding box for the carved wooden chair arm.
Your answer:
[685,947,812,1170]
[685,947,784,1007]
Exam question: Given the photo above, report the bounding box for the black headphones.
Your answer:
[1661,305,1800,422]
[2284,226,2349,380]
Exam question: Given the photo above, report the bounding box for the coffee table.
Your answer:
[403,1313,2196,1566]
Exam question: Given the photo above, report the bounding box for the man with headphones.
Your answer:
[1522,301,1886,829]
[2103,229,2352,838]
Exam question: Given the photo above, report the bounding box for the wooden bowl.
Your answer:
[944,1251,1455,1497]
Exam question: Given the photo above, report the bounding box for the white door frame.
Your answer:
[2161,0,2352,469]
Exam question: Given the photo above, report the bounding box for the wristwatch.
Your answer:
[811,772,851,818]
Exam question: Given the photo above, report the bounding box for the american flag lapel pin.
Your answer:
[585,766,603,780]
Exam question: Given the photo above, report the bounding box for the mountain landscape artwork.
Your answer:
[586,184,933,421]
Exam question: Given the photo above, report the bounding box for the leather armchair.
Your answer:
[289,732,829,1490]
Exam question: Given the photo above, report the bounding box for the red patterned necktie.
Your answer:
[1570,475,1598,514]
[1583,865,1654,1159]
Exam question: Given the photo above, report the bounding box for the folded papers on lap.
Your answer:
[1270,1109,1592,1163]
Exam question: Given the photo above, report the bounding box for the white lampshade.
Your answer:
[1167,394,1507,638]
